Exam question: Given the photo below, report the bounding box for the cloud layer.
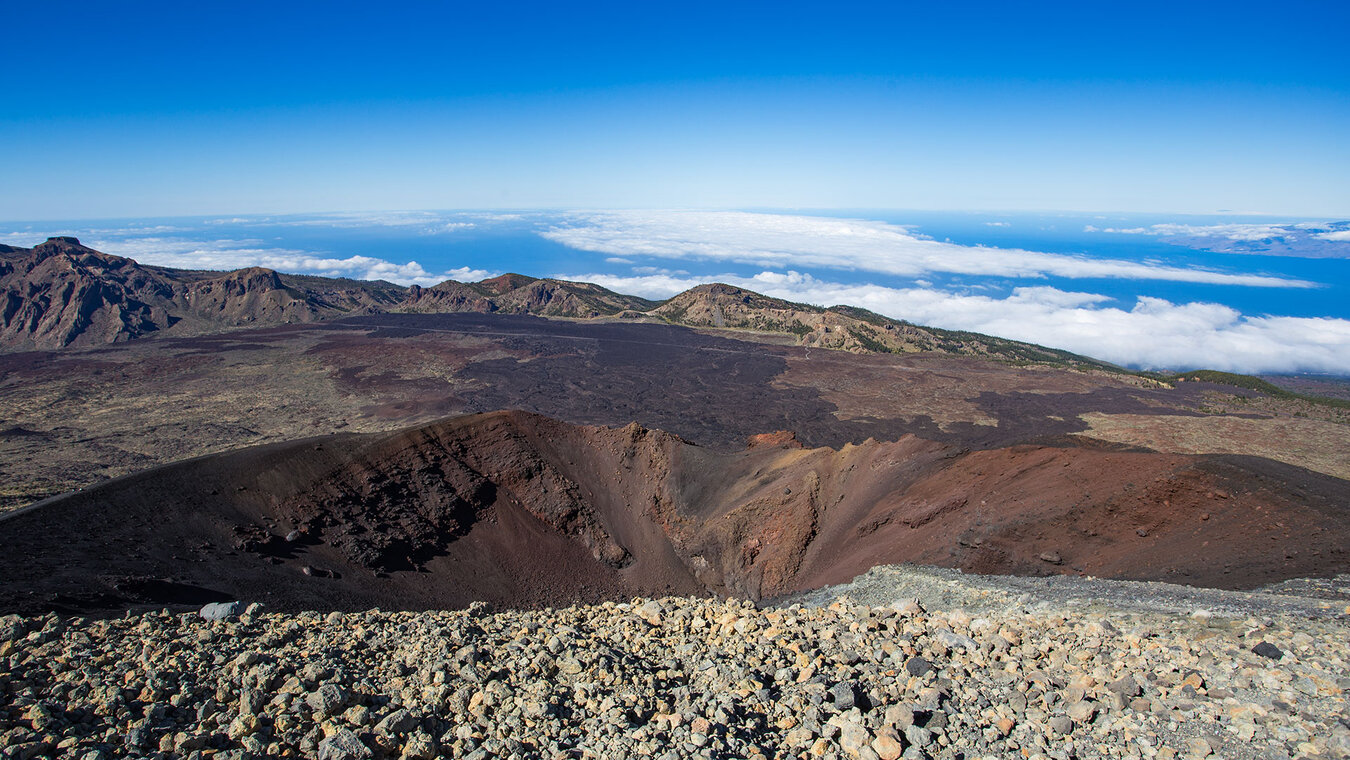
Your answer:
[202,210,506,231]
[87,237,492,286]
[1086,220,1350,258]
[561,270,1350,375]
[1090,222,1295,241]
[543,210,1313,288]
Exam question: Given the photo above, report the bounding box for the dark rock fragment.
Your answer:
[1251,641,1284,659]
[829,680,862,711]
[905,655,932,677]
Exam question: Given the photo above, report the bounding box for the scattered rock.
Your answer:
[319,728,373,760]
[1108,675,1141,698]
[199,600,245,620]
[1183,736,1213,758]
[905,655,932,677]
[1252,641,1284,659]
[374,708,417,737]
[1066,699,1096,722]
[307,683,347,716]
[872,727,905,760]
[830,680,863,711]
[1,567,1346,760]
[637,599,664,625]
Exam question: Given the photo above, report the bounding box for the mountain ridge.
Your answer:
[0,237,1119,371]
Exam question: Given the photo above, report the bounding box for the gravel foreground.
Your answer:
[1,566,1348,760]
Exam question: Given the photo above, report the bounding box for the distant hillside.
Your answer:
[649,282,1122,370]
[0,237,1119,370]
[0,238,402,349]
[1170,369,1350,409]
[402,273,656,318]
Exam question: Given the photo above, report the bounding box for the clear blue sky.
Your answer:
[3,1,1347,219]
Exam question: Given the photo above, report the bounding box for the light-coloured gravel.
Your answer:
[1,565,1347,760]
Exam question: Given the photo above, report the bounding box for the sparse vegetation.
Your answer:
[847,326,893,353]
[1169,369,1350,409]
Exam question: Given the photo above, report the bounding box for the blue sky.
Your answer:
[2,1,1348,217]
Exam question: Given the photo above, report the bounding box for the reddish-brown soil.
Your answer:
[1,410,1344,617]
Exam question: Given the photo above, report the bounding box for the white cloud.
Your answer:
[604,257,635,264]
[87,237,492,286]
[632,266,689,276]
[983,221,1010,227]
[1144,223,1292,241]
[214,211,502,233]
[559,269,1350,374]
[1098,221,1349,243]
[270,211,452,229]
[1091,220,1350,257]
[0,232,48,246]
[542,211,1312,288]
[427,222,476,234]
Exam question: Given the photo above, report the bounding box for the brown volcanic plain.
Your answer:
[1,239,1347,615]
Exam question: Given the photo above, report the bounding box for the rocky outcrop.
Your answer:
[400,281,495,313]
[399,275,653,319]
[489,278,654,318]
[0,237,178,348]
[0,238,401,349]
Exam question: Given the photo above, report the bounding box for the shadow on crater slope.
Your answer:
[1,410,1345,616]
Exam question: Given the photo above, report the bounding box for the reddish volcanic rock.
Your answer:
[477,273,538,295]
[0,410,1344,616]
[747,430,804,449]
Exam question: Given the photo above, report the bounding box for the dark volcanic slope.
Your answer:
[331,313,1172,451]
[1,410,1345,616]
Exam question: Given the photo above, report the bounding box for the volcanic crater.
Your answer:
[1,410,1345,617]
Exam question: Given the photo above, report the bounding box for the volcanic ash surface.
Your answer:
[1,567,1348,760]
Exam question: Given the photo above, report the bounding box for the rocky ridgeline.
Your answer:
[1,568,1348,760]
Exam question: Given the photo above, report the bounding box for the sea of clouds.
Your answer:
[543,211,1350,375]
